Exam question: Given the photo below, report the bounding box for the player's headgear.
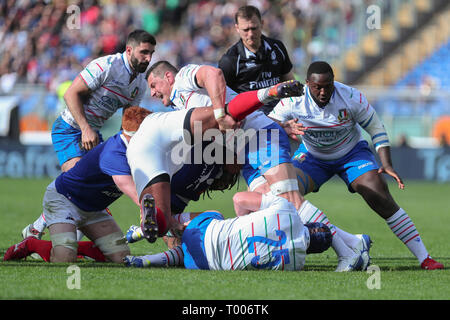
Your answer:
[305,222,332,254]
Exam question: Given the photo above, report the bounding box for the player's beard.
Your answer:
[130,55,149,73]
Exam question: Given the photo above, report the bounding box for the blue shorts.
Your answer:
[51,116,103,166]
[182,211,224,270]
[242,122,292,186]
[292,140,379,193]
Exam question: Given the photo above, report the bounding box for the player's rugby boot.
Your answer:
[123,255,149,268]
[22,224,44,260]
[353,234,372,271]
[22,223,44,240]
[140,194,158,243]
[335,251,364,272]
[421,256,444,270]
[3,236,33,261]
[268,80,304,98]
[126,225,144,244]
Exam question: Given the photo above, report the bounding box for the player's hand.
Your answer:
[217,114,241,132]
[81,126,99,151]
[378,166,405,190]
[281,118,306,141]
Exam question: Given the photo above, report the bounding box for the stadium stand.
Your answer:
[0,0,448,146]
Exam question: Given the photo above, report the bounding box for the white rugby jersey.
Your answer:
[170,64,273,131]
[204,195,309,271]
[126,109,191,197]
[269,81,386,160]
[61,52,147,130]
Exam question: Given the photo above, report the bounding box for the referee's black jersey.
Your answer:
[218,34,293,94]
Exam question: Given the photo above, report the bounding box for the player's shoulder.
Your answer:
[90,52,123,69]
[334,81,366,106]
[177,64,201,80]
[277,95,305,109]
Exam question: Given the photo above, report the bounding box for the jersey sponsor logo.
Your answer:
[249,77,280,89]
[297,114,316,120]
[99,95,120,109]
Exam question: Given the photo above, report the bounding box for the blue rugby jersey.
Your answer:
[55,132,130,211]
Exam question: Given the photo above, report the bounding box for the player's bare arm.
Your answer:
[64,76,99,151]
[195,65,238,131]
[112,175,140,206]
[377,146,405,190]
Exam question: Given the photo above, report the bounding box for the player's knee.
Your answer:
[50,232,78,262]
[94,231,130,263]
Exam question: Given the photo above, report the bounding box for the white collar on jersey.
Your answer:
[120,133,129,147]
[121,52,134,77]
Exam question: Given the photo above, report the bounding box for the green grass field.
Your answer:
[1,178,449,301]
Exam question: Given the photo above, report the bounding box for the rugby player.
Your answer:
[268,61,444,270]
[124,193,333,271]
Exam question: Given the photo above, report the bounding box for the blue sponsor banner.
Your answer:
[0,142,449,181]
[0,142,60,178]
[389,146,450,182]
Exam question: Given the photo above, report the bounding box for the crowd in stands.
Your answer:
[0,0,365,92]
[0,0,448,120]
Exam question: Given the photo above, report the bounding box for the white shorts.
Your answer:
[43,181,114,229]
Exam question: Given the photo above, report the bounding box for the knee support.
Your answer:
[94,231,129,255]
[51,232,78,252]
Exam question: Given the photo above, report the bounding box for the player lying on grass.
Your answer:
[124,192,335,271]
[267,61,443,270]
[3,107,151,263]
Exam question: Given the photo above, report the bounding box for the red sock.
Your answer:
[226,90,263,121]
[26,238,52,262]
[77,241,106,262]
[156,207,168,237]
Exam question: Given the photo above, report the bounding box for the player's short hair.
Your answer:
[126,29,156,47]
[146,60,179,80]
[122,106,151,135]
[306,61,334,79]
[235,5,261,23]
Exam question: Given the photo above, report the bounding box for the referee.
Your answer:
[218,5,295,114]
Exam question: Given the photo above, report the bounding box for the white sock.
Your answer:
[173,212,192,224]
[76,230,84,241]
[257,87,275,104]
[333,225,361,249]
[140,245,184,267]
[385,208,429,263]
[298,200,354,257]
[32,213,47,233]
